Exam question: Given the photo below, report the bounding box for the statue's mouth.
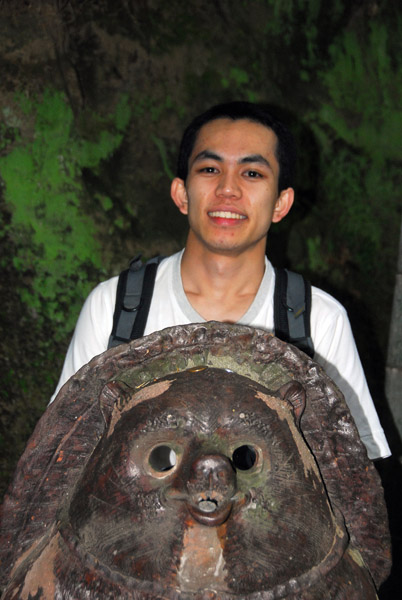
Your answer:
[187,491,233,526]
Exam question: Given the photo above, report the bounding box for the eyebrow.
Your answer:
[192,150,222,163]
[192,150,272,169]
[239,154,271,168]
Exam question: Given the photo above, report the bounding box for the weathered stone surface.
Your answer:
[0,323,391,598]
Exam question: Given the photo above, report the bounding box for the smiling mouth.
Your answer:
[208,211,246,220]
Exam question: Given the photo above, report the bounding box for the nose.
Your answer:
[187,454,236,498]
[215,170,241,199]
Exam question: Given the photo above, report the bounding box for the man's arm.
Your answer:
[49,277,118,403]
[311,287,390,460]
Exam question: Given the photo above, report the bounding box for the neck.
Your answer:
[182,235,266,292]
[179,233,267,322]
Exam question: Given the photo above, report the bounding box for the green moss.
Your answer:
[0,89,131,339]
[318,23,402,163]
[297,16,402,314]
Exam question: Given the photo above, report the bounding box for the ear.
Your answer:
[272,187,294,223]
[278,381,306,428]
[99,380,133,427]
[171,177,189,215]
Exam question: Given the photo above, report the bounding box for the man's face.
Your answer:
[171,118,294,256]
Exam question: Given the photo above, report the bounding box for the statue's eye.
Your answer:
[148,445,177,473]
[232,445,257,470]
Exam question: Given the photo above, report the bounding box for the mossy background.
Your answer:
[0,1,401,595]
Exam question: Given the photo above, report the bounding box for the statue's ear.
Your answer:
[99,380,133,427]
[278,381,306,428]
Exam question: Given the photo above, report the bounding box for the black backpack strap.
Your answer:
[108,255,164,349]
[273,267,314,358]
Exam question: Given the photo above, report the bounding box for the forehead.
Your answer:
[128,369,276,425]
[190,118,279,164]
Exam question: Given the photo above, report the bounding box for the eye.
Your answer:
[232,445,258,471]
[245,170,262,178]
[199,166,218,174]
[148,445,177,473]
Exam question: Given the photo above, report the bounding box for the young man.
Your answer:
[51,102,390,460]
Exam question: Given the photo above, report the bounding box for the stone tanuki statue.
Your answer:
[0,324,391,599]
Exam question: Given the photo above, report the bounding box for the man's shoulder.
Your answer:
[310,285,347,317]
[309,285,350,338]
[84,251,180,306]
[92,274,119,293]
[83,275,119,311]
[269,265,347,321]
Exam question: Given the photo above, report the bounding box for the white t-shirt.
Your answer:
[51,251,390,460]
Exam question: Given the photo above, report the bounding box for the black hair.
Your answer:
[176,101,296,193]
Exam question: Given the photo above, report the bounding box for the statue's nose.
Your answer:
[183,454,237,526]
[187,454,236,496]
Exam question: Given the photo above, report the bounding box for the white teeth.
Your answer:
[208,211,246,219]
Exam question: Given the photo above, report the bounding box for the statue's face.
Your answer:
[68,368,337,595]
